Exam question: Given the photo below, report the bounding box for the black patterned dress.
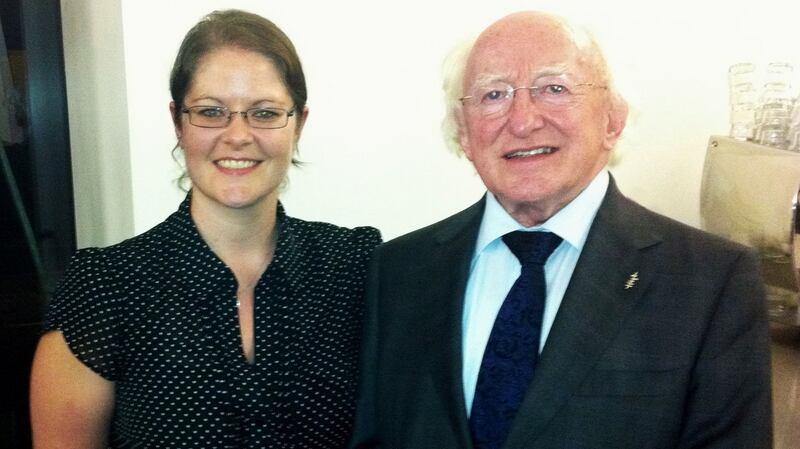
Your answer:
[44,195,381,448]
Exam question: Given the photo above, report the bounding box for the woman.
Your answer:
[30,10,381,448]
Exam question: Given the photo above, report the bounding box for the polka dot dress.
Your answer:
[45,194,382,448]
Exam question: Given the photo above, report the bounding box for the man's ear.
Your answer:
[456,108,474,160]
[603,98,628,150]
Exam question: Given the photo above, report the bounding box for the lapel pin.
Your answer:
[624,272,639,290]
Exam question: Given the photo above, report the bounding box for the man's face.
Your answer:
[458,14,626,226]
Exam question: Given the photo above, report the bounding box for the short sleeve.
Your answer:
[44,247,124,381]
[351,226,383,258]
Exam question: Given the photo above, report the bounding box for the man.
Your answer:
[349,11,772,449]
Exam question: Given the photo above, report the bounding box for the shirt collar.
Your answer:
[165,191,303,291]
[473,169,609,259]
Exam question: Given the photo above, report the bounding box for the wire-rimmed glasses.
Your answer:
[182,105,296,129]
[459,81,607,117]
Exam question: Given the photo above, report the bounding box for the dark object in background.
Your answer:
[0,0,75,447]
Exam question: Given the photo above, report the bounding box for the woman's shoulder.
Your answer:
[285,216,382,250]
[279,217,380,282]
[45,221,178,380]
[68,217,176,272]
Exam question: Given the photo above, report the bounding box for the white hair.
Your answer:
[441,35,477,156]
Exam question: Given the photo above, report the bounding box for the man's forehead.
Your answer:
[466,29,581,73]
[475,13,572,49]
[464,36,593,87]
[469,63,574,85]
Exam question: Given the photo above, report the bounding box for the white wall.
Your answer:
[62,0,800,246]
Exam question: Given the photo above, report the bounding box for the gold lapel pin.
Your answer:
[624,272,639,290]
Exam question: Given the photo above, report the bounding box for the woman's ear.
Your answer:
[295,106,309,139]
[169,101,182,140]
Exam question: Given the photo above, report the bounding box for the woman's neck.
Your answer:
[190,193,279,285]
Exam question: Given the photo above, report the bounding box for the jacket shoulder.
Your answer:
[609,191,757,270]
[381,198,485,252]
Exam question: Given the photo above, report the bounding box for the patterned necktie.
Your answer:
[469,231,563,449]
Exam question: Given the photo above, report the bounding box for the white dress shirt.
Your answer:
[461,170,609,414]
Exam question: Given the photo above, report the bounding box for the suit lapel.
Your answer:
[420,198,485,449]
[504,181,663,448]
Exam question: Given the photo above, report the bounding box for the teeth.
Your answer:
[505,147,554,159]
[217,159,257,169]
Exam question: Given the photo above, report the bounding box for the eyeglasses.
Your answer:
[459,81,607,117]
[182,105,296,129]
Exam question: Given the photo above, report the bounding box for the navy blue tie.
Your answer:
[469,231,563,449]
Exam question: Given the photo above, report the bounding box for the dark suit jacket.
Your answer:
[349,180,772,449]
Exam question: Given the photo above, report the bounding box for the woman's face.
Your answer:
[173,46,305,211]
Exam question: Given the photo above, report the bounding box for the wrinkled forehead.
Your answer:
[464,16,599,87]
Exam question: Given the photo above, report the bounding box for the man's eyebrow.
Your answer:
[469,63,576,89]
[470,72,512,88]
[531,63,572,79]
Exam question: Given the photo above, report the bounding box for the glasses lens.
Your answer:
[247,108,288,129]
[532,83,576,107]
[189,106,228,128]
[472,84,512,116]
